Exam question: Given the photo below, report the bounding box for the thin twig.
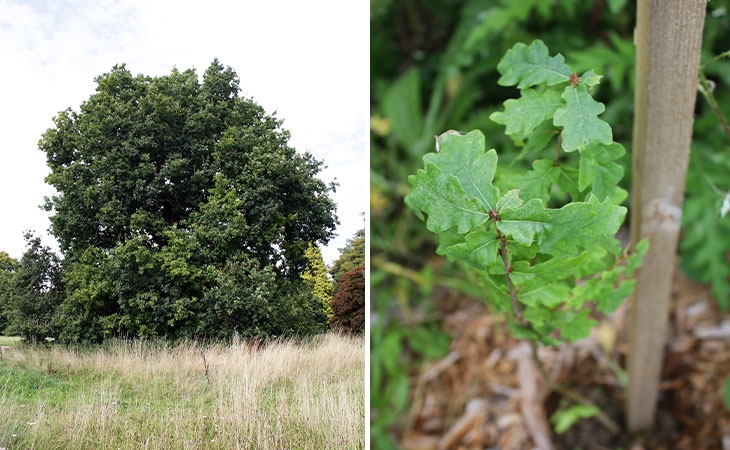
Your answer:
[490,209,528,326]
[699,49,730,71]
[699,71,730,145]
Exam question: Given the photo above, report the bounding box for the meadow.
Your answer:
[0,333,364,449]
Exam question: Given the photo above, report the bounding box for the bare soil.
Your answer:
[394,269,730,450]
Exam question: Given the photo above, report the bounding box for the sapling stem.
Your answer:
[490,209,622,436]
[490,209,528,326]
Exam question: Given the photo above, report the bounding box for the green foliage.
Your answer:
[372,0,730,445]
[0,252,20,334]
[330,229,365,284]
[406,40,644,344]
[330,266,365,334]
[495,39,572,88]
[680,50,730,309]
[370,1,637,445]
[36,61,337,343]
[198,256,328,339]
[302,243,334,319]
[3,234,64,343]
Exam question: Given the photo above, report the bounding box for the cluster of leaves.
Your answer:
[330,266,365,334]
[370,1,637,446]
[406,40,645,344]
[9,61,338,343]
[371,1,730,445]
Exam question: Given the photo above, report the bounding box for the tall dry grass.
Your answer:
[0,333,364,449]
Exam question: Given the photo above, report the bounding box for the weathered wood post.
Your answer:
[626,0,706,431]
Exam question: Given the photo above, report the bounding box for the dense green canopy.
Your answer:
[33,60,338,342]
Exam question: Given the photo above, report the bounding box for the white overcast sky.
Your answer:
[0,0,367,265]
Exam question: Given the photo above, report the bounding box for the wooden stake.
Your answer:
[627,0,706,432]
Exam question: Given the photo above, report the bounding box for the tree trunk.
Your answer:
[626,0,706,432]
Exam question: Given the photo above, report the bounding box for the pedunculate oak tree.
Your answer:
[39,60,338,342]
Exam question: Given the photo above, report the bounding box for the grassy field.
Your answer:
[0,336,20,347]
[0,333,364,449]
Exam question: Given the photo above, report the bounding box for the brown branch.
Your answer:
[490,209,528,326]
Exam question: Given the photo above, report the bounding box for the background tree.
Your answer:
[330,266,365,334]
[39,61,337,342]
[3,234,64,343]
[330,228,365,284]
[302,242,334,318]
[0,251,20,334]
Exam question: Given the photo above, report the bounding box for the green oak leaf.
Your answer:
[425,130,501,211]
[553,84,613,152]
[511,159,560,203]
[497,40,572,88]
[440,230,499,269]
[578,70,602,87]
[553,165,582,201]
[557,309,596,342]
[496,188,523,210]
[406,130,501,234]
[627,238,649,276]
[497,195,626,255]
[511,246,609,288]
[508,120,558,158]
[490,88,564,138]
[405,163,490,234]
[520,282,571,308]
[578,142,627,203]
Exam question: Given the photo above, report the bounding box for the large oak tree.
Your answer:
[39,60,338,341]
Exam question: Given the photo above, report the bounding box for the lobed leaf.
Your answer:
[578,142,627,203]
[440,230,500,269]
[557,309,596,342]
[405,163,490,234]
[497,195,626,255]
[490,88,563,138]
[425,130,501,210]
[497,40,572,88]
[553,84,612,152]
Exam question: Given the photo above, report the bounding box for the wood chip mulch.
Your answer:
[394,270,730,450]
